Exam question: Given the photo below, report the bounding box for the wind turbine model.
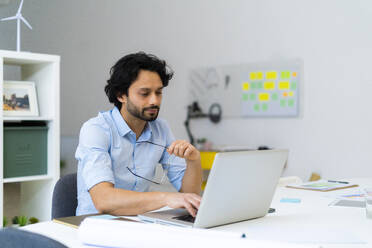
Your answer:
[1,0,32,52]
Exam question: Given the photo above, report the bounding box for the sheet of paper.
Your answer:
[329,199,366,208]
[244,226,366,245]
[78,218,316,248]
[324,187,365,201]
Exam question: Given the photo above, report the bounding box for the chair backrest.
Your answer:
[52,173,77,219]
[0,228,67,248]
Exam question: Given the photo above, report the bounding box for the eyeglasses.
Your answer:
[127,165,169,185]
[127,141,172,185]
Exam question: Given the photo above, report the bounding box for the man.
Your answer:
[75,52,202,217]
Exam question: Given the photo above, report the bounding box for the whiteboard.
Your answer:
[188,59,302,118]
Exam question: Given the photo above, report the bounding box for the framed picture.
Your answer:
[3,81,39,117]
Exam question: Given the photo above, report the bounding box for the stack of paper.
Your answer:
[78,218,316,248]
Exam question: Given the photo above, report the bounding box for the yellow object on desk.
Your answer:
[200,151,217,190]
[200,151,217,170]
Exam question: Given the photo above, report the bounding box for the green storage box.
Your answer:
[4,126,48,178]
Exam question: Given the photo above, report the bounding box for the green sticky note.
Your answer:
[249,93,256,100]
[242,94,249,101]
[257,81,263,89]
[288,99,295,107]
[254,103,260,111]
[281,71,290,79]
[291,82,297,90]
[251,82,257,89]
[280,99,286,107]
[272,93,278,100]
[262,103,268,111]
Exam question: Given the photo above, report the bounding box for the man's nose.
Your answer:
[149,93,161,105]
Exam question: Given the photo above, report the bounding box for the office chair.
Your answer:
[52,173,77,219]
[0,228,67,248]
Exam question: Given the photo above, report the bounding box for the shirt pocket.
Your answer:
[110,139,133,171]
[135,144,163,176]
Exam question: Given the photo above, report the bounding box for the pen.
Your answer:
[328,180,349,184]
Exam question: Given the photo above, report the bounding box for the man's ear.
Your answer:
[117,94,127,104]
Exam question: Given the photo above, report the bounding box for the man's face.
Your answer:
[118,70,163,121]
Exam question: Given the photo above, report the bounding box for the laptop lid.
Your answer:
[194,149,288,228]
[139,149,288,228]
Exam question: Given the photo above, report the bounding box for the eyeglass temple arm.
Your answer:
[126,166,161,185]
[136,141,168,149]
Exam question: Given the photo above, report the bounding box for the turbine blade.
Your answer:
[20,16,32,29]
[17,0,24,14]
[1,16,17,21]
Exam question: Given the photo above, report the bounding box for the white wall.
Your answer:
[1,0,372,180]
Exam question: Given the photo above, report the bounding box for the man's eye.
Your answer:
[140,93,149,96]
[156,91,162,95]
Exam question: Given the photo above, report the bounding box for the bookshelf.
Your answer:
[0,50,60,225]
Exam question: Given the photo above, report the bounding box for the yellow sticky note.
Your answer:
[281,71,290,79]
[266,71,277,80]
[242,82,250,91]
[289,91,294,97]
[258,93,270,101]
[264,81,275,90]
[249,72,257,80]
[279,81,290,90]
[257,72,263,80]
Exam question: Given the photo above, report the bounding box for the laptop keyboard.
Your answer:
[172,214,195,223]
[172,208,275,224]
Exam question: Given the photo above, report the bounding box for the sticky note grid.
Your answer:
[241,69,299,117]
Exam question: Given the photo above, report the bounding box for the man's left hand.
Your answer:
[167,140,200,162]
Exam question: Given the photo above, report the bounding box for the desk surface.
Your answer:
[23,178,372,248]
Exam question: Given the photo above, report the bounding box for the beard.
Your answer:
[126,97,160,121]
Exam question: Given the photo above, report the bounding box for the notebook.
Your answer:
[138,149,288,228]
[53,214,138,228]
[286,180,358,192]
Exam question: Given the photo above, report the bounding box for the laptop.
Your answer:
[139,149,288,228]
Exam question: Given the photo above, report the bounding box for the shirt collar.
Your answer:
[138,123,152,142]
[112,107,153,140]
[112,107,131,137]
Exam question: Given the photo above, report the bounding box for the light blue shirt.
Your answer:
[75,107,186,215]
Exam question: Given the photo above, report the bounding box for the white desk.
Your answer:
[23,178,372,248]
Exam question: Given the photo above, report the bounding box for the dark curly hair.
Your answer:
[105,52,173,110]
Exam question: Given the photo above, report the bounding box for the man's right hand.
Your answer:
[164,192,201,217]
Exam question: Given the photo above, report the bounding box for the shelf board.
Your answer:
[0,50,60,65]
[3,175,53,183]
[3,116,53,122]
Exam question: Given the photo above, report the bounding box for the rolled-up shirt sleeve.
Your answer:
[162,153,186,191]
[75,121,115,191]
[158,121,186,191]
